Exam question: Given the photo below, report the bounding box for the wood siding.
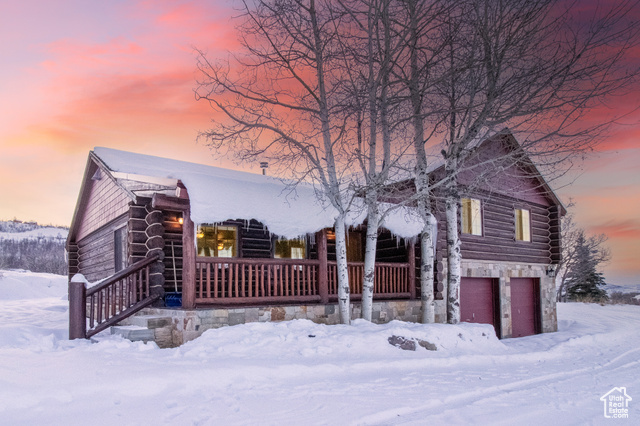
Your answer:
[76,166,130,242]
[76,214,128,282]
[434,191,553,265]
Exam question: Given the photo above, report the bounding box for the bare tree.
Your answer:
[429,0,640,323]
[335,0,420,321]
[196,0,357,324]
[392,0,451,323]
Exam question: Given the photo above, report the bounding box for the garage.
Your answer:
[510,278,540,337]
[460,278,499,335]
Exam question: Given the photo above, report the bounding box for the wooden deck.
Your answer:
[195,257,414,306]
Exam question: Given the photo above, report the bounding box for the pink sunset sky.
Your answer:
[1,0,638,286]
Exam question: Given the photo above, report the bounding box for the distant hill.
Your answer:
[0,220,68,241]
[0,220,68,275]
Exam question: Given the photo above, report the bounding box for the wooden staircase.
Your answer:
[69,254,162,339]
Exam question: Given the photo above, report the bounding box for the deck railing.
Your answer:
[195,257,411,305]
[69,254,161,339]
[195,257,322,304]
[327,261,411,299]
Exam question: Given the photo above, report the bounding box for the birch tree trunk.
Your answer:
[406,0,436,324]
[420,213,436,323]
[362,195,379,321]
[445,161,461,324]
[335,213,351,324]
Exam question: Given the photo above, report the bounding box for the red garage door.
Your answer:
[510,278,540,338]
[460,278,498,334]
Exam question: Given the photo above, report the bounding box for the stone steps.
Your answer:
[111,315,175,348]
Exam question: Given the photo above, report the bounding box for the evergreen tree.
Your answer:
[565,231,608,302]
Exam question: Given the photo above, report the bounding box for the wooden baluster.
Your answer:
[283,264,288,296]
[241,263,246,297]
[277,265,282,297]
[382,266,386,294]
[260,265,265,297]
[213,262,219,298]
[310,265,314,295]
[303,265,308,296]
[198,263,203,299]
[128,276,132,307]
[266,265,270,297]
[384,266,389,294]
[222,262,227,298]
[119,280,124,312]
[131,273,137,303]
[299,264,304,296]
[403,266,408,292]
[247,264,252,298]
[227,263,232,298]
[97,290,103,324]
[392,266,396,293]
[206,263,211,298]
[145,266,150,298]
[233,263,238,298]
[89,294,95,328]
[108,286,113,319]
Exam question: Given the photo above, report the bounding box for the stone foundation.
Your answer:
[117,260,558,347]
[438,259,558,338]
[120,300,423,348]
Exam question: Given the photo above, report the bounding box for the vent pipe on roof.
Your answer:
[260,162,268,175]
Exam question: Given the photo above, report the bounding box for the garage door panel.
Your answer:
[461,278,496,327]
[510,278,539,337]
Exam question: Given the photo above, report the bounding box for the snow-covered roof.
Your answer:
[92,148,424,239]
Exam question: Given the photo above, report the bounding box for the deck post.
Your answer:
[408,240,416,300]
[182,207,196,309]
[69,276,87,339]
[317,229,329,303]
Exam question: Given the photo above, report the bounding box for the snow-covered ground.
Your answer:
[0,270,638,425]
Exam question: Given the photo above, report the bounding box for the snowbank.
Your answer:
[1,270,639,424]
[0,270,68,300]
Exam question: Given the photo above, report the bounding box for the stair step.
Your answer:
[121,315,172,329]
[111,326,154,342]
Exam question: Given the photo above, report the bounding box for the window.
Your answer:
[326,229,364,262]
[114,226,127,272]
[346,231,364,262]
[515,208,531,241]
[197,224,238,257]
[461,198,482,236]
[274,238,306,259]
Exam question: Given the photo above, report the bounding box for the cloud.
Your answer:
[591,220,640,241]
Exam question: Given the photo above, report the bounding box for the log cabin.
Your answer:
[67,132,563,346]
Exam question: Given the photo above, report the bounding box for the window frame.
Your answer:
[461,197,483,237]
[114,225,127,272]
[196,224,239,258]
[514,207,532,242]
[325,229,365,262]
[273,237,307,260]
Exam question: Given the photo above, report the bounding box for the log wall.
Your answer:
[76,213,128,282]
[434,191,553,265]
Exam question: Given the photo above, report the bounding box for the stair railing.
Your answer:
[69,254,161,339]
